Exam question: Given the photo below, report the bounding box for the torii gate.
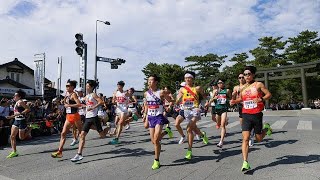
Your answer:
[255,60,320,109]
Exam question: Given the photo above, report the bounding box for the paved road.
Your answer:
[1,110,320,180]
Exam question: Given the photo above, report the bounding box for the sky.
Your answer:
[0,0,319,96]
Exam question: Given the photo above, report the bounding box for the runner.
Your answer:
[109,81,130,145]
[230,66,272,172]
[206,81,218,128]
[143,74,174,170]
[174,82,187,144]
[210,79,231,148]
[232,73,255,146]
[51,80,82,158]
[70,87,86,146]
[71,80,108,162]
[6,90,31,158]
[125,88,139,130]
[176,71,209,160]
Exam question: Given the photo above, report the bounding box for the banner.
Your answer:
[34,60,44,96]
[79,56,85,88]
[0,87,34,96]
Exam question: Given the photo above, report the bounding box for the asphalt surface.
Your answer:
[1,110,320,180]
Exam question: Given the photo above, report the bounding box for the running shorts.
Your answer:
[242,112,263,134]
[83,116,103,133]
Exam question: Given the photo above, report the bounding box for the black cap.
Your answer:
[117,81,125,86]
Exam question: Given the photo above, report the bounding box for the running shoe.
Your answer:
[263,123,272,136]
[71,154,83,162]
[151,160,160,170]
[51,151,62,158]
[241,161,251,172]
[110,138,119,145]
[165,127,173,139]
[249,138,254,147]
[202,131,209,145]
[185,150,192,160]
[125,124,130,130]
[217,141,223,148]
[29,123,40,129]
[6,151,18,158]
[70,139,79,146]
[178,136,186,144]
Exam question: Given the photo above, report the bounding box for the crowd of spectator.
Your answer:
[0,94,144,147]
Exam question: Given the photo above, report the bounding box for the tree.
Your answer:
[185,53,227,88]
[218,53,249,89]
[285,30,320,64]
[141,62,185,92]
[249,36,288,68]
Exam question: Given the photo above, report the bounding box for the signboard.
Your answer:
[79,56,85,88]
[0,87,34,96]
[34,59,44,96]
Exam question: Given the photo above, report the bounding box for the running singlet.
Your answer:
[66,93,78,114]
[128,96,136,108]
[146,90,164,116]
[116,91,128,108]
[241,82,264,114]
[86,93,98,118]
[181,87,199,109]
[215,89,228,109]
[209,91,215,106]
[14,101,25,120]
[78,97,86,115]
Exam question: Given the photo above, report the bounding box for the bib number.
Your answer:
[217,98,226,104]
[184,100,194,107]
[243,100,257,109]
[66,107,71,114]
[148,109,159,116]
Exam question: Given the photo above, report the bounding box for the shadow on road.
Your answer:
[71,147,153,164]
[256,139,298,148]
[214,148,260,162]
[245,154,320,175]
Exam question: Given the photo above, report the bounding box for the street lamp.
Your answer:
[94,20,110,82]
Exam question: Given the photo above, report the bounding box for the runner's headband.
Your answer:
[184,73,194,78]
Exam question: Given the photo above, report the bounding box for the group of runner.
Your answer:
[5,65,272,173]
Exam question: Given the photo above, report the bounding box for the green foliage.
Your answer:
[285,30,320,64]
[141,62,185,92]
[184,53,227,88]
[141,30,320,103]
[249,36,288,68]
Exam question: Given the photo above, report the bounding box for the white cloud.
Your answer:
[0,0,319,96]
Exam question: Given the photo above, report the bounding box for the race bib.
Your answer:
[78,109,85,115]
[148,109,159,116]
[217,98,226,104]
[184,100,194,107]
[66,107,71,114]
[243,100,257,109]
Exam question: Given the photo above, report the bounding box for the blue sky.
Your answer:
[0,0,319,95]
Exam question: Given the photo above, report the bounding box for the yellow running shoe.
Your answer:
[51,151,62,158]
[7,151,18,158]
[151,160,160,170]
[185,150,192,160]
[165,127,173,139]
[241,161,251,172]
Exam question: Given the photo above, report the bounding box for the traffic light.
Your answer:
[111,63,118,69]
[117,58,126,64]
[75,33,84,56]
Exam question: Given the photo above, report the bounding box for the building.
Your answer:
[0,58,57,99]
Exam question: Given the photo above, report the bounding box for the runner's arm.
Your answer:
[19,101,30,116]
[258,82,272,102]
[91,93,104,110]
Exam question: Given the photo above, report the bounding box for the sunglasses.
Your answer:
[238,76,244,79]
[244,73,252,76]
